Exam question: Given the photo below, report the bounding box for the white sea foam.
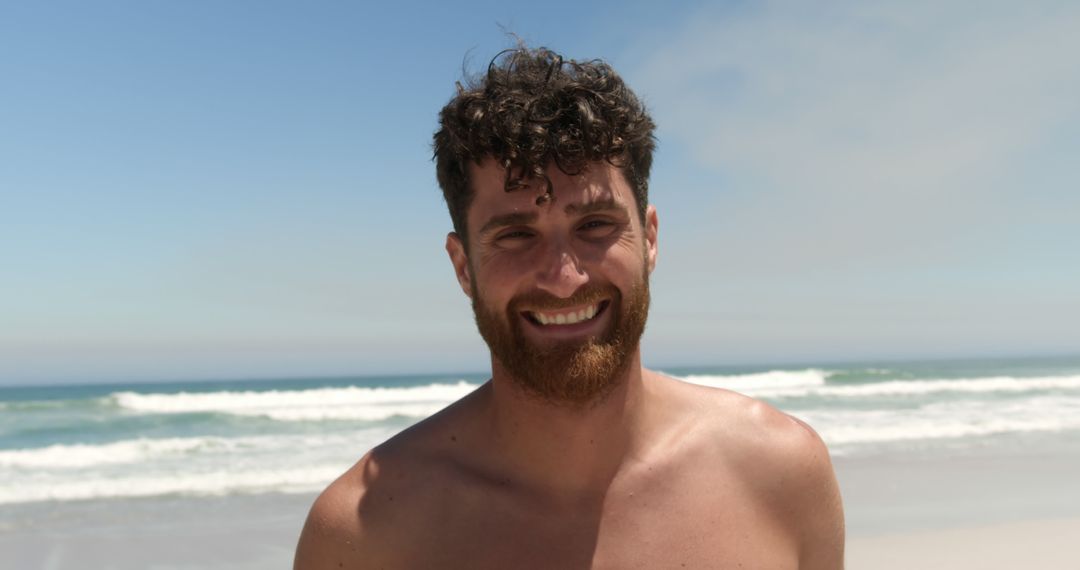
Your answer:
[678,369,829,393]
[808,375,1080,398]
[677,371,1080,399]
[109,381,480,421]
[798,395,1080,445]
[0,437,232,469]
[666,370,1080,447]
[0,429,392,470]
[0,465,344,504]
[0,429,397,504]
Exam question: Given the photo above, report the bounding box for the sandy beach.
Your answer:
[847,517,1080,569]
[836,437,1080,569]
[0,492,314,570]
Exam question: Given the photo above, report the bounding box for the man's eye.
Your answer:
[496,230,533,241]
[579,219,617,234]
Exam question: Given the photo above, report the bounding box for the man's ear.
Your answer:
[445,232,473,298]
[645,205,658,274]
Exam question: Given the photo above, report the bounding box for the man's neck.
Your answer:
[478,351,658,502]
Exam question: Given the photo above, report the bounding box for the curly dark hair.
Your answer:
[433,46,657,245]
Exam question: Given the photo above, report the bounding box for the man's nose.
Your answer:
[535,244,588,299]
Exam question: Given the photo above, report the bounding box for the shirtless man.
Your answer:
[295,46,844,569]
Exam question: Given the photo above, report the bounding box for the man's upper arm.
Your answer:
[294,456,404,570]
[787,416,845,570]
[723,397,845,569]
[295,445,427,570]
[294,481,364,570]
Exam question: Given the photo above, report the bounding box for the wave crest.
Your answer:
[108,381,480,421]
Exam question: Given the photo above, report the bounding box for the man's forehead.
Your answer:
[467,159,630,212]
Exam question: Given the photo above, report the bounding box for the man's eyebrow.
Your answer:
[564,198,630,216]
[478,211,539,236]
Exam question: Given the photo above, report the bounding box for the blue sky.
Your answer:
[2,1,1078,385]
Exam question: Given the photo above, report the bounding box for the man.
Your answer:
[295,46,844,569]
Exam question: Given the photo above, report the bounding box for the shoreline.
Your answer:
[833,437,1080,537]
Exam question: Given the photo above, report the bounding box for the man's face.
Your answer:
[446,159,659,406]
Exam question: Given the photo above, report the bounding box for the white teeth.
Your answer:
[532,303,600,326]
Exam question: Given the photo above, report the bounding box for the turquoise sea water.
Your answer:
[3,355,1080,506]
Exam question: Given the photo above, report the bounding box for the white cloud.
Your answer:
[628,1,1080,361]
[635,0,1080,275]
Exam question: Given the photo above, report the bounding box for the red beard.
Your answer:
[471,274,650,407]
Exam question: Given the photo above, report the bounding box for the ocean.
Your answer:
[3,355,1080,508]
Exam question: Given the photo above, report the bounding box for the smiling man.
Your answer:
[295,47,844,569]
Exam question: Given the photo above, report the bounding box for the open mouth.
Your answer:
[523,300,610,327]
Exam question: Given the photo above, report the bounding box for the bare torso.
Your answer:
[295,372,843,569]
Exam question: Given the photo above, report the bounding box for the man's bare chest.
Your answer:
[403,482,798,569]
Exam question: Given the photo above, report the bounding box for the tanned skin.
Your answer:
[294,161,845,569]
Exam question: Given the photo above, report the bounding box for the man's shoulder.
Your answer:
[294,389,486,569]
[657,373,844,568]
[658,371,830,465]
[293,446,407,569]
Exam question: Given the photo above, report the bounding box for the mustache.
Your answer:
[508,284,619,312]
